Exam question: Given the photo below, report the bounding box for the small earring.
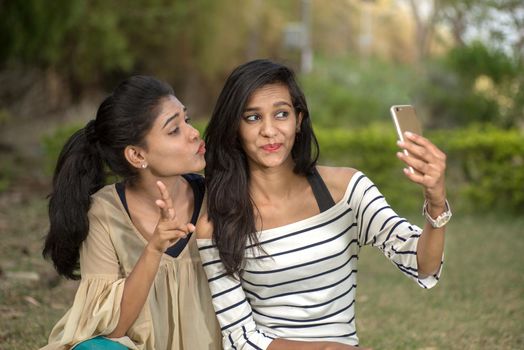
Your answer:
[141,163,147,169]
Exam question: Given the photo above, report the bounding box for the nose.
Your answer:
[188,124,200,140]
[260,118,277,138]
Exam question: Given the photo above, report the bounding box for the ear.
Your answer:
[124,145,147,169]
[296,112,304,132]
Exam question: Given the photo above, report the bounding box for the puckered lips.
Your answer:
[196,140,206,155]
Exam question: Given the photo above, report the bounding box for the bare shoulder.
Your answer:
[195,212,214,239]
[316,166,359,203]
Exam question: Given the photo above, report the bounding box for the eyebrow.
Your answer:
[162,107,187,129]
[243,101,292,112]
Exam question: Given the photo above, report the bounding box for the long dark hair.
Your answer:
[204,59,319,275]
[43,75,174,279]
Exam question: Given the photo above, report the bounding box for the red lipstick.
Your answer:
[197,141,206,155]
[262,143,282,152]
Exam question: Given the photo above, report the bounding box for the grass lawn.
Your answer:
[356,213,524,349]
[0,191,523,349]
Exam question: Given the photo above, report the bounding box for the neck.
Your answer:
[248,162,305,204]
[127,174,185,209]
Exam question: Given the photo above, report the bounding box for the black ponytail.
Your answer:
[43,127,105,279]
[43,75,174,279]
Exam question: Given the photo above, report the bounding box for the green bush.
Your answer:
[316,123,422,213]
[435,125,524,213]
[316,123,524,214]
[41,123,83,175]
[42,122,524,214]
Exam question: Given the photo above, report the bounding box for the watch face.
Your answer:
[434,212,452,228]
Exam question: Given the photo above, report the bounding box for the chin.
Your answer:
[191,158,206,172]
[259,159,288,169]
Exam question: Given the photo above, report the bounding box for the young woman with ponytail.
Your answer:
[40,76,220,350]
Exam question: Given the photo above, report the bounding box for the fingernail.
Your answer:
[405,131,413,137]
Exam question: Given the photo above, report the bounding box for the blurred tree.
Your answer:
[0,0,83,67]
[1,0,522,126]
[0,1,134,86]
[406,0,441,62]
[417,41,522,128]
[438,0,524,59]
[0,0,300,116]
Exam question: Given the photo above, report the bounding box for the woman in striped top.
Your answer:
[197,59,449,350]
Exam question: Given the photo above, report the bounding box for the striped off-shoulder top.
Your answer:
[198,171,443,349]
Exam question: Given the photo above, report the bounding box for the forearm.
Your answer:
[108,245,162,338]
[268,339,360,350]
[268,339,323,350]
[416,203,446,277]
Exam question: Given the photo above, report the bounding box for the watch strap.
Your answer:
[422,199,452,228]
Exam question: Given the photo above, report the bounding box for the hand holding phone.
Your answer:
[389,105,448,215]
[390,105,423,175]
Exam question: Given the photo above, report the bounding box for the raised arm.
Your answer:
[108,181,194,338]
[396,131,448,277]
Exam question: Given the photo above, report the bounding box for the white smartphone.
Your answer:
[390,105,422,174]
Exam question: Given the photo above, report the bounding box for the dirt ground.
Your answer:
[0,100,98,349]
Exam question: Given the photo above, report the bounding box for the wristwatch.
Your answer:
[422,199,452,228]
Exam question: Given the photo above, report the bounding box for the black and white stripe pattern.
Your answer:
[198,172,442,349]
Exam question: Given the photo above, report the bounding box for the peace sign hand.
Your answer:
[396,131,447,210]
[147,180,195,254]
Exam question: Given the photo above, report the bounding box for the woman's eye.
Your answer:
[275,111,289,119]
[244,114,260,122]
[185,115,192,124]
[168,127,179,135]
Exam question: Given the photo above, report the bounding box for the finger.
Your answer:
[397,153,445,191]
[397,138,433,164]
[166,229,188,239]
[160,221,192,236]
[164,229,188,241]
[398,141,445,171]
[156,181,176,220]
[156,181,175,212]
[404,132,445,159]
[397,151,444,181]
[403,131,430,147]
[397,151,430,176]
[397,139,446,173]
[402,166,425,184]
[155,199,172,220]
[155,227,187,246]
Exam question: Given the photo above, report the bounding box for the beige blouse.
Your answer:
[40,184,221,350]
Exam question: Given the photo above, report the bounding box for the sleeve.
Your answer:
[351,174,444,289]
[45,204,140,349]
[197,239,276,350]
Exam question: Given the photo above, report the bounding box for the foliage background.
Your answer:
[0,0,523,349]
